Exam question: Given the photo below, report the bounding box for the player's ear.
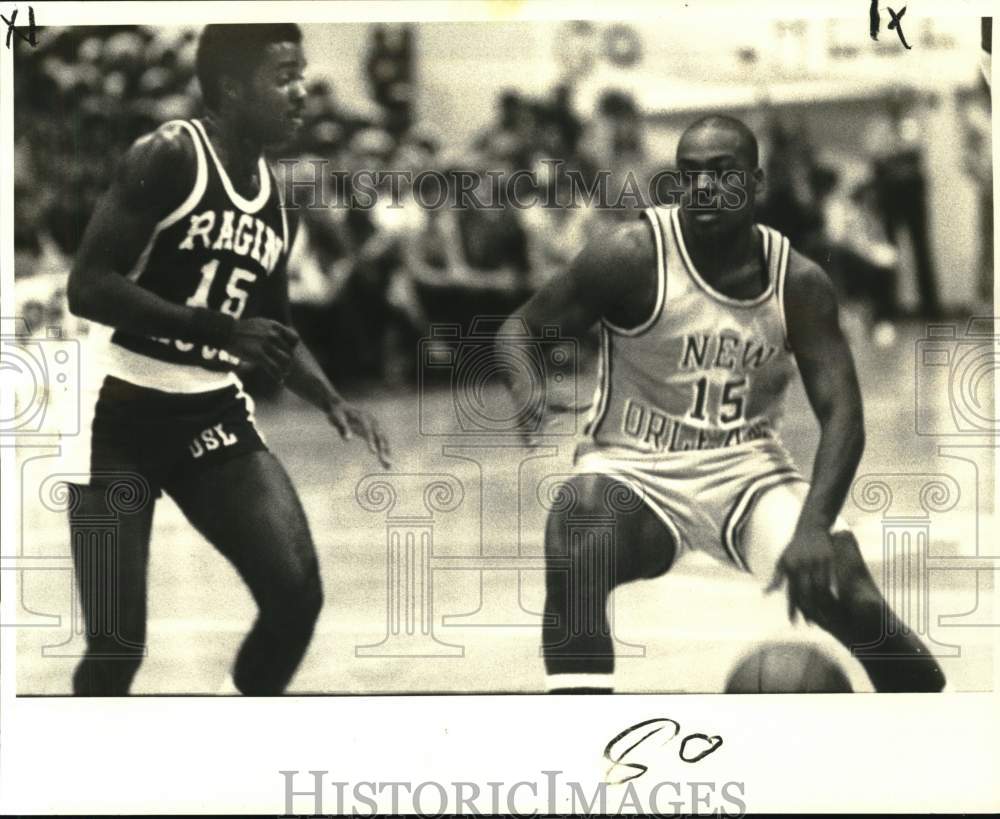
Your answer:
[219,74,243,109]
[752,166,765,195]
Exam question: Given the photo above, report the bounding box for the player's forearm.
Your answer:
[67,270,234,347]
[495,311,536,402]
[798,404,865,530]
[284,342,343,412]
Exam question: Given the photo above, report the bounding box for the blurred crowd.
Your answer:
[14,25,993,387]
[282,83,649,384]
[15,26,201,340]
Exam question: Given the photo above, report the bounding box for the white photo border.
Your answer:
[1,1,998,814]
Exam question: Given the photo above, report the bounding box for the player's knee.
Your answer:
[544,473,620,555]
[298,574,324,623]
[832,530,871,571]
[545,478,612,574]
[269,568,323,632]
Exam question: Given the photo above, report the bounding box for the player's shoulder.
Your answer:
[564,213,657,325]
[613,215,657,257]
[582,215,656,278]
[783,245,837,302]
[782,245,839,322]
[123,120,198,174]
[115,120,198,211]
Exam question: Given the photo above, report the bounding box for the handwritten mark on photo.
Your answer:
[2,5,37,49]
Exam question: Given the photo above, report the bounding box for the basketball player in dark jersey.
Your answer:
[501,115,944,694]
[64,24,390,695]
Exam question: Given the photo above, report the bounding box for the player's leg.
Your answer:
[544,472,678,693]
[69,482,155,695]
[742,480,945,692]
[164,450,323,694]
[821,529,944,691]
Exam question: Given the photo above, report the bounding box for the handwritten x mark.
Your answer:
[2,6,37,49]
[887,6,912,50]
[869,2,912,51]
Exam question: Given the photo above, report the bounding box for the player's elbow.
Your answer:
[66,270,99,320]
[65,274,87,318]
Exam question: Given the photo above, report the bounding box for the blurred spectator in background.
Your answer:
[366,24,414,137]
[526,85,586,167]
[338,127,405,382]
[401,171,452,299]
[959,75,993,305]
[803,167,901,346]
[14,26,202,344]
[549,84,585,159]
[521,158,596,289]
[581,90,653,222]
[281,143,355,382]
[865,90,942,318]
[366,25,416,144]
[410,147,531,331]
[377,136,440,384]
[447,142,531,293]
[473,90,535,169]
[757,114,824,247]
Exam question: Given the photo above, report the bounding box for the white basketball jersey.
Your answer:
[582,205,797,456]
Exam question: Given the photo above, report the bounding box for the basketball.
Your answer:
[724,642,853,693]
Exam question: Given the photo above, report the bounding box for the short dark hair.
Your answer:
[196,23,303,111]
[679,114,759,168]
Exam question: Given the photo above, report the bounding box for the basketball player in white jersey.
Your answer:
[501,115,944,693]
[64,24,390,695]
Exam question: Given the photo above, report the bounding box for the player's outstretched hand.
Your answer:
[227,318,300,382]
[504,377,591,448]
[326,400,393,469]
[501,380,540,448]
[524,397,594,446]
[765,525,838,625]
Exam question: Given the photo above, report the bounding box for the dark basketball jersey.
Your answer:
[90,118,289,393]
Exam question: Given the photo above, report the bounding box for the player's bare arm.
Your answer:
[68,123,298,381]
[498,219,657,439]
[261,208,392,468]
[768,252,866,622]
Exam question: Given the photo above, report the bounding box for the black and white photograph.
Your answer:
[1,1,997,814]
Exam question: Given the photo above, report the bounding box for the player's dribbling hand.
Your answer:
[326,400,393,469]
[765,525,839,626]
[227,318,300,382]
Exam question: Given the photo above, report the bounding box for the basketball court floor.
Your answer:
[13,318,997,694]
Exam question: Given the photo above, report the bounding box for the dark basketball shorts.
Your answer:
[61,374,268,498]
